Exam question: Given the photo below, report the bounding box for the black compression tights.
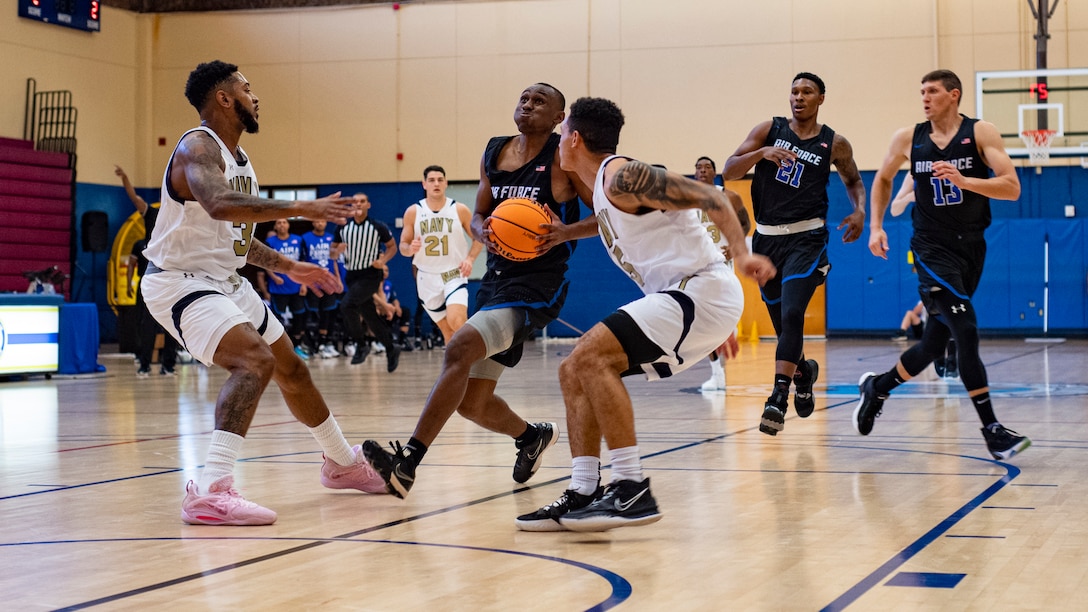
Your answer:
[899,289,988,392]
[765,271,824,365]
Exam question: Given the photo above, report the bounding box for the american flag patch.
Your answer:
[535,165,546,171]
[820,142,828,148]
[961,137,971,144]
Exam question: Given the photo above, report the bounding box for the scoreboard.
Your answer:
[18,0,101,33]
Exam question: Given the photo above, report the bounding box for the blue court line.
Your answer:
[819,453,1021,611]
[19,533,631,609]
[7,332,59,344]
[885,572,965,589]
[1,398,1024,610]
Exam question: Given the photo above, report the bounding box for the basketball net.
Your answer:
[1020,129,1057,164]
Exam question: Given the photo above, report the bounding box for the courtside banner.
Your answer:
[0,306,60,374]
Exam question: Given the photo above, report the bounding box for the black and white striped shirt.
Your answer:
[333,216,393,277]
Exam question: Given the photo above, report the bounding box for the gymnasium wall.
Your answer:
[4,0,1087,187]
[2,0,1087,339]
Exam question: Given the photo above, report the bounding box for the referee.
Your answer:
[332,193,400,371]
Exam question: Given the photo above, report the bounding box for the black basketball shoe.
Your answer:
[361,440,415,499]
[982,424,1031,460]
[759,388,788,436]
[793,359,819,418]
[559,478,662,532]
[515,485,603,532]
[853,372,887,436]
[513,422,558,483]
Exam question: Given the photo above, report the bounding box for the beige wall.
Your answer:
[2,0,1086,188]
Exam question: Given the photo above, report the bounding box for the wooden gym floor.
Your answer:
[1,336,1085,611]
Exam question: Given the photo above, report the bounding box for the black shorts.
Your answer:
[751,226,829,302]
[911,230,986,303]
[270,292,307,320]
[475,268,569,368]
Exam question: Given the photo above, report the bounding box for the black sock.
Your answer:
[874,368,905,395]
[404,437,428,465]
[768,374,791,406]
[971,392,997,427]
[515,423,538,446]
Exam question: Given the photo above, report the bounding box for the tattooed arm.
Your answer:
[170,131,353,224]
[247,240,341,296]
[607,160,750,256]
[606,158,776,285]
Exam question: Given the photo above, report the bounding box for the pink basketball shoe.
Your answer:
[181,476,277,526]
[320,445,388,494]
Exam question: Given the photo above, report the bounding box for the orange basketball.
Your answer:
[488,198,552,261]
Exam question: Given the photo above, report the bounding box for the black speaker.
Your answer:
[81,211,109,253]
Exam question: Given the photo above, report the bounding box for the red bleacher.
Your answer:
[0,136,73,294]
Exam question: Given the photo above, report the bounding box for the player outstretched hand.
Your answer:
[868,227,889,260]
[286,262,342,297]
[534,206,569,255]
[715,331,740,361]
[837,209,865,243]
[536,207,599,255]
[300,191,355,224]
[734,253,776,287]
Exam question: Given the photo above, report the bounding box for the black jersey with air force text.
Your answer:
[483,133,580,274]
[910,116,991,234]
[750,116,834,226]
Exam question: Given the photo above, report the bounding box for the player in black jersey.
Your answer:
[723,72,866,436]
[363,83,595,499]
[856,69,1030,460]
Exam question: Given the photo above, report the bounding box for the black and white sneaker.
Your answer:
[793,359,819,418]
[853,372,887,435]
[759,390,788,436]
[515,486,603,532]
[982,424,1031,460]
[513,422,558,484]
[361,440,415,499]
[559,478,662,532]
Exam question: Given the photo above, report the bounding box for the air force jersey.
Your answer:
[910,116,991,234]
[483,133,580,275]
[265,233,303,295]
[411,198,470,273]
[144,126,259,280]
[593,156,725,294]
[302,230,336,275]
[751,116,834,225]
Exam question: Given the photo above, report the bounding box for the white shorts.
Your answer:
[615,264,743,381]
[416,267,469,323]
[141,270,284,367]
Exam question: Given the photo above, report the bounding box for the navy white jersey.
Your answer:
[411,198,471,273]
[696,184,730,249]
[592,156,725,294]
[144,126,259,280]
[482,133,580,275]
[750,116,834,225]
[910,116,992,234]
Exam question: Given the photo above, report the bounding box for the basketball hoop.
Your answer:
[1021,129,1057,163]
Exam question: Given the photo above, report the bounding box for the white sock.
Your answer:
[198,430,244,492]
[570,456,601,496]
[608,446,643,484]
[309,415,356,467]
[711,358,725,381]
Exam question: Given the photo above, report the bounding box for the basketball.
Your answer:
[488,198,552,261]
